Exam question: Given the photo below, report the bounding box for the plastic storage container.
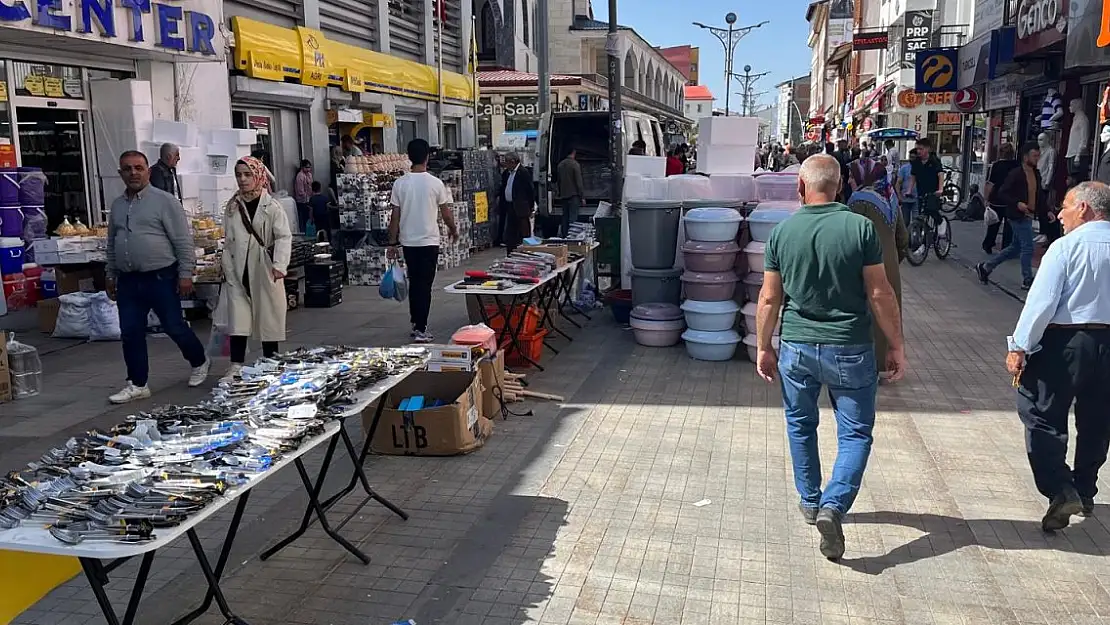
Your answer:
[0,169,18,205]
[0,206,21,238]
[682,329,741,361]
[626,200,682,269]
[681,270,739,301]
[747,207,797,242]
[681,240,740,273]
[605,289,634,323]
[741,302,781,335]
[742,333,780,362]
[681,299,740,332]
[741,271,764,302]
[755,173,799,201]
[630,267,683,306]
[20,263,40,306]
[683,207,743,242]
[743,242,767,273]
[0,237,23,275]
[630,303,685,347]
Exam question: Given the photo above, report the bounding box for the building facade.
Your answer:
[776,75,812,146]
[659,45,700,85]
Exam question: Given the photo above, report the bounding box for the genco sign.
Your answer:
[1014,0,1067,55]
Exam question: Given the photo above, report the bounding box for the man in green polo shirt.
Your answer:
[755,154,907,561]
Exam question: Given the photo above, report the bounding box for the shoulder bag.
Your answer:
[236,199,275,262]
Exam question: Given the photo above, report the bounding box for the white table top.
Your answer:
[0,367,418,559]
[443,254,589,297]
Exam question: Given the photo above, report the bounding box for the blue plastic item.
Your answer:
[378,263,396,299]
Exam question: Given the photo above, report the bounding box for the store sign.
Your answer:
[901,11,935,70]
[1014,0,1067,56]
[827,0,855,49]
[0,0,221,58]
[915,48,958,93]
[973,0,1006,40]
[895,88,954,111]
[984,74,1021,110]
[911,112,929,137]
[951,87,981,112]
[852,30,888,51]
[1065,0,1110,68]
[935,112,962,126]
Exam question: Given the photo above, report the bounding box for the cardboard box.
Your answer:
[54,266,100,294]
[479,350,506,419]
[0,336,8,368]
[369,371,492,456]
[521,244,568,267]
[0,369,10,403]
[37,298,61,334]
[426,344,482,369]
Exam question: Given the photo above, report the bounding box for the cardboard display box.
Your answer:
[479,350,506,419]
[368,371,492,456]
[54,264,106,295]
[520,244,568,267]
[37,299,61,334]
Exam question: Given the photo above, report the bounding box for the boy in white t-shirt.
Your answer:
[387,138,459,343]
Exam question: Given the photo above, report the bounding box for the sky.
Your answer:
[592,0,814,113]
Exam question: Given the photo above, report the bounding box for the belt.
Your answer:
[1047,323,1110,330]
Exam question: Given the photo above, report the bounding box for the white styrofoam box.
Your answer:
[152,119,200,147]
[698,117,760,147]
[626,155,666,178]
[198,188,235,213]
[90,78,153,107]
[199,174,237,191]
[208,129,257,147]
[698,146,757,175]
[663,175,716,201]
[99,176,127,205]
[709,174,757,202]
[176,147,207,174]
[205,142,236,158]
[178,174,202,199]
[623,174,650,201]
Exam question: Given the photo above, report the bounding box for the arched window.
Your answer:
[624,51,636,88]
[521,0,530,46]
[479,1,496,59]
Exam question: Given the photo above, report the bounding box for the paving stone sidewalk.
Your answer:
[12,251,1110,625]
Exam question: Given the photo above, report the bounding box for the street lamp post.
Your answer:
[731,65,770,116]
[693,14,767,116]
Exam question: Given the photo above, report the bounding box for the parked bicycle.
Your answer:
[940,166,963,213]
[906,195,953,266]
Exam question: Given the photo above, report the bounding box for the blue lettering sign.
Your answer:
[0,0,31,22]
[34,0,70,30]
[80,0,115,37]
[185,10,214,55]
[154,3,183,50]
[118,0,149,42]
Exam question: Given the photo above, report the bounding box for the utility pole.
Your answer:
[607,0,623,208]
[732,65,769,116]
[693,14,767,116]
[537,0,550,215]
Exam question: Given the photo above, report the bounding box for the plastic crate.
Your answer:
[485,304,542,336]
[594,215,621,268]
[504,329,548,368]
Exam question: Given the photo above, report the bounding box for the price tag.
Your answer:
[43,77,63,98]
[287,404,318,420]
[0,81,8,102]
[473,191,488,223]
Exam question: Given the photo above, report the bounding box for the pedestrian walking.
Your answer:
[895,149,918,224]
[884,139,899,179]
[105,151,209,404]
[1006,181,1110,531]
[388,139,459,343]
[293,159,313,233]
[497,152,535,254]
[307,181,332,240]
[755,154,907,561]
[149,143,182,202]
[556,147,586,236]
[982,143,1019,254]
[220,156,294,380]
[977,142,1042,290]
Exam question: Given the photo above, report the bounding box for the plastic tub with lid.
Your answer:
[681,299,740,332]
[743,242,767,273]
[681,240,739,273]
[741,302,781,335]
[629,267,682,306]
[630,303,685,347]
[742,333,780,362]
[21,263,40,306]
[682,328,741,361]
[682,198,747,210]
[755,173,799,201]
[741,271,764,302]
[0,237,23,275]
[681,270,739,302]
[747,206,797,242]
[682,207,743,242]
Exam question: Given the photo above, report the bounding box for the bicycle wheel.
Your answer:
[934,216,953,259]
[940,183,962,213]
[906,217,930,266]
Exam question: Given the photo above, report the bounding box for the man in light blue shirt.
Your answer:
[1007,181,1110,532]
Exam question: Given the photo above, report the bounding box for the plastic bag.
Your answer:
[305,220,317,239]
[378,263,396,299]
[207,325,230,358]
[88,292,121,341]
[390,262,408,302]
[52,292,92,339]
[5,333,42,398]
[984,206,1000,227]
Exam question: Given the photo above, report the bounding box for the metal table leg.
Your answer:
[170,492,253,625]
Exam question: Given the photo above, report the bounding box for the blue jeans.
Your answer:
[116,264,206,387]
[984,216,1034,282]
[778,341,879,514]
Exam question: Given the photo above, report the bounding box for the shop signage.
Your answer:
[852,30,889,51]
[957,35,989,89]
[915,48,958,93]
[1065,0,1110,68]
[896,88,954,112]
[827,0,854,49]
[952,87,981,112]
[984,74,1021,110]
[901,11,935,70]
[911,112,929,137]
[0,0,220,58]
[0,81,7,102]
[935,112,962,126]
[1014,0,1067,56]
[973,0,1007,40]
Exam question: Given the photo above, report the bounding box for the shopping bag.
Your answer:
[206,325,229,358]
[984,206,1000,227]
[378,263,396,299]
[390,262,408,302]
[305,220,317,239]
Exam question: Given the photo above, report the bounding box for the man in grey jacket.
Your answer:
[555,147,586,237]
[106,150,209,404]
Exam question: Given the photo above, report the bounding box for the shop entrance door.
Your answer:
[396,119,418,152]
[233,109,275,175]
[14,106,93,232]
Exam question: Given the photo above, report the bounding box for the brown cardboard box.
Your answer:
[479,350,506,419]
[520,244,568,267]
[54,266,97,294]
[37,298,61,334]
[369,371,493,456]
[0,369,11,403]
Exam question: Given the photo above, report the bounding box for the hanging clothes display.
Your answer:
[1041,89,1064,130]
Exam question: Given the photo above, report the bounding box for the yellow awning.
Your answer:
[231,17,475,105]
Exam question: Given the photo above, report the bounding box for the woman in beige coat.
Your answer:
[220,156,293,379]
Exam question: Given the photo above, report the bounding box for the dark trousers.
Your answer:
[116,264,206,387]
[402,245,439,332]
[1039,213,1063,244]
[982,213,1013,253]
[1018,328,1110,501]
[229,336,279,364]
[561,196,580,237]
[295,202,310,232]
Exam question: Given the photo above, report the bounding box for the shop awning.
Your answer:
[856,82,893,115]
[477,71,581,88]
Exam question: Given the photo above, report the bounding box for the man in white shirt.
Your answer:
[1007,181,1110,531]
[884,140,899,178]
[388,139,459,343]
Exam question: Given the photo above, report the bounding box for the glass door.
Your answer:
[15,107,91,232]
[233,109,275,174]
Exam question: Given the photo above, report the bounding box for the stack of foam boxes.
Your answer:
[696,117,760,175]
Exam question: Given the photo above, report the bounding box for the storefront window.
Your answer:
[477,97,492,147]
[504,96,540,132]
[0,64,13,167]
[11,62,83,99]
[443,122,458,149]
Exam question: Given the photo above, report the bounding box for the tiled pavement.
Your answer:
[10,248,1110,625]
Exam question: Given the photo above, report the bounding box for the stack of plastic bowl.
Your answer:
[626,199,683,307]
[739,200,799,361]
[629,303,685,347]
[678,206,745,361]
